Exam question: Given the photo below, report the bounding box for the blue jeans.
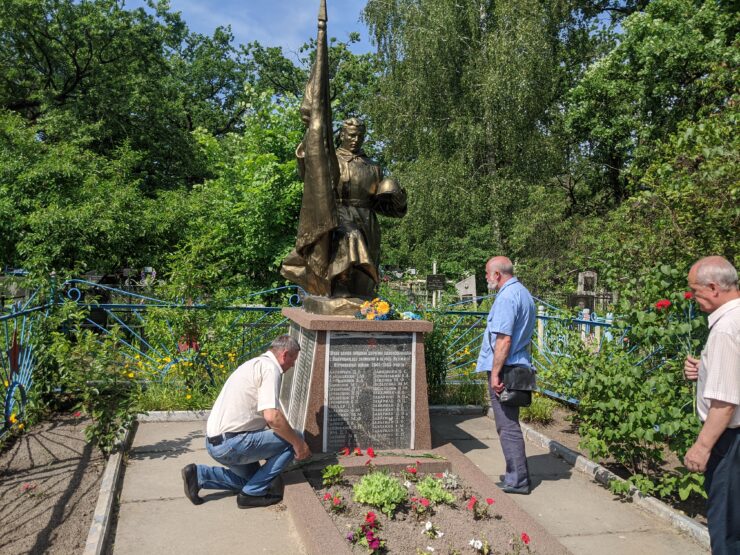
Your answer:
[196,429,297,496]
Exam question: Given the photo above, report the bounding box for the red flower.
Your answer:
[333,496,341,506]
[340,446,350,456]
[323,492,332,501]
[366,447,376,458]
[655,299,671,310]
[684,291,693,300]
[354,447,363,456]
[435,473,444,478]
[411,497,418,502]
[73,411,82,417]
[420,498,430,507]
[406,466,417,474]
[365,511,377,524]
[486,498,494,505]
[467,496,477,510]
[521,532,531,545]
[365,458,373,465]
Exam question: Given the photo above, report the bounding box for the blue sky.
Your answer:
[125,0,373,55]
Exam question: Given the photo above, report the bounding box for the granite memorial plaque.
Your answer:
[281,323,316,431]
[324,332,415,451]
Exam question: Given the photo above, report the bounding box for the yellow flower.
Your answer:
[218,364,224,369]
[366,313,375,320]
[9,413,17,424]
[186,394,192,400]
[3,380,8,388]
[127,372,135,378]
[134,354,141,360]
[377,301,390,315]
[18,423,24,431]
[164,357,172,363]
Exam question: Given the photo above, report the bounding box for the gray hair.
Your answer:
[488,256,514,276]
[270,335,301,353]
[693,256,739,291]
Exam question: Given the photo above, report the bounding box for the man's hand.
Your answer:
[684,355,699,381]
[293,440,312,461]
[684,441,710,473]
[490,372,504,394]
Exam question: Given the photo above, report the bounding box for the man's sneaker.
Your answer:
[237,492,283,509]
[495,481,530,495]
[181,464,204,505]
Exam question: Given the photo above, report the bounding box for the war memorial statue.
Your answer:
[280,0,407,315]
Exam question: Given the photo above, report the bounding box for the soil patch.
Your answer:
[307,468,530,554]
[523,404,708,525]
[0,413,106,555]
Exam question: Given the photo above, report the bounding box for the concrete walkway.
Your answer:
[111,415,708,554]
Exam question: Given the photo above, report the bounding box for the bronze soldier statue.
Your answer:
[281,0,407,315]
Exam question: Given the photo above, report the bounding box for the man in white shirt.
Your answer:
[683,256,739,554]
[181,335,311,508]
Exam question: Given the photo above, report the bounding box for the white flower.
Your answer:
[404,480,413,489]
[426,547,435,553]
[473,540,483,550]
[436,531,444,538]
[425,521,433,531]
[469,539,476,547]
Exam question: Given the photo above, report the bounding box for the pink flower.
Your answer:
[366,447,376,458]
[333,496,341,506]
[684,291,693,300]
[365,511,377,524]
[420,498,430,508]
[521,532,531,545]
[655,299,671,310]
[486,498,494,505]
[73,411,82,417]
[435,473,444,478]
[323,492,332,501]
[467,496,477,510]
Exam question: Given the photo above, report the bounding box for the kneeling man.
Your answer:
[181,335,311,508]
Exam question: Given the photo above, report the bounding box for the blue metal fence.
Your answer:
[1,282,617,441]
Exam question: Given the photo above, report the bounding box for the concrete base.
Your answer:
[283,308,433,452]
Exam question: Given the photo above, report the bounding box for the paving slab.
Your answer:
[109,414,708,555]
[112,421,305,555]
[431,415,708,555]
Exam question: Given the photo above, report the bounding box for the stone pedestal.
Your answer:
[281,308,433,452]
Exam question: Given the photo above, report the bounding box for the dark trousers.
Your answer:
[488,373,530,488]
[704,427,740,555]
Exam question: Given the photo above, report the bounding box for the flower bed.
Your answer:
[283,445,568,555]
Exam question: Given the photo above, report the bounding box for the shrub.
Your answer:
[353,471,408,517]
[416,475,455,505]
[520,394,557,424]
[322,464,346,487]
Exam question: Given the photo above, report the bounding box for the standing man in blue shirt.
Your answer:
[476,256,536,494]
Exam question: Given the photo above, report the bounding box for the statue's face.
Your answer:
[341,126,365,153]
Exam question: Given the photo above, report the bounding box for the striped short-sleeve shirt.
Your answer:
[698,297,740,428]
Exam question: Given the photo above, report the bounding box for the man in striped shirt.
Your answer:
[683,256,739,555]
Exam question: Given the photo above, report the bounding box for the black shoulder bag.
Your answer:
[498,364,536,407]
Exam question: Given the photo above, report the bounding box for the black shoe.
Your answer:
[268,475,285,496]
[181,464,203,505]
[495,481,530,495]
[237,492,283,509]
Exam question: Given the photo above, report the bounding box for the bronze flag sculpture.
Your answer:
[281,0,407,315]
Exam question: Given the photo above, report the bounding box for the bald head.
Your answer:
[485,256,514,291]
[687,256,739,313]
